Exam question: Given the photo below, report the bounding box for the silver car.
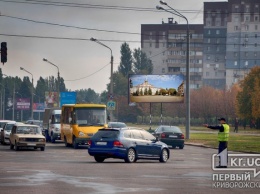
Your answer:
[1,121,24,145]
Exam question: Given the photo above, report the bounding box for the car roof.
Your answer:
[0,120,14,123]
[6,121,24,125]
[15,123,40,127]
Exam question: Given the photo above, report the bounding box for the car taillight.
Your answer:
[181,134,184,139]
[88,140,92,146]
[113,140,124,147]
[161,133,166,138]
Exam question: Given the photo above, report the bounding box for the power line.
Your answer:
[64,62,110,81]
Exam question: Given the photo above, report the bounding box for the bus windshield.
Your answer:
[74,107,106,126]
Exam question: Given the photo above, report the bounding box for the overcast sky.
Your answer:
[0,0,221,93]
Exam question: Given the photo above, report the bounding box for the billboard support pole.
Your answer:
[149,103,152,130]
[160,103,163,124]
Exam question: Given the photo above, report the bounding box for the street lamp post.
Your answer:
[43,58,60,107]
[20,67,34,119]
[157,1,190,139]
[90,37,114,121]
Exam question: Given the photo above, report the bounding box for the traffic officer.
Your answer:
[203,117,230,168]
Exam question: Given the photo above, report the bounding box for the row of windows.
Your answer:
[205,71,225,77]
[233,15,259,22]
[166,59,203,64]
[206,20,227,27]
[233,61,258,66]
[233,4,259,13]
[234,51,258,57]
[166,51,203,56]
[233,43,258,48]
[234,24,258,31]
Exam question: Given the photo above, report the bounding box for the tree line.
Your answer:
[1,42,259,129]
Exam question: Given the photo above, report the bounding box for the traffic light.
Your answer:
[1,42,7,64]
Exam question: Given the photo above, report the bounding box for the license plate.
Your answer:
[169,135,177,138]
[96,142,107,146]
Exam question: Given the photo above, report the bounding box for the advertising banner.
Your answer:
[45,92,59,108]
[33,103,45,112]
[60,92,77,107]
[129,74,184,104]
[16,98,30,110]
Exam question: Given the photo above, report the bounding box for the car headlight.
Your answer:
[38,138,46,142]
[19,138,26,141]
[79,131,85,136]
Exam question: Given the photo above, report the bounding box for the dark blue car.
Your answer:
[88,128,170,163]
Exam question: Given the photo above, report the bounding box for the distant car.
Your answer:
[1,121,24,145]
[107,122,127,129]
[9,123,46,151]
[153,126,184,149]
[88,128,170,163]
[25,120,44,135]
[0,120,13,131]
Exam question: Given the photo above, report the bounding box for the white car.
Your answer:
[1,121,24,145]
[0,120,15,144]
[9,123,46,151]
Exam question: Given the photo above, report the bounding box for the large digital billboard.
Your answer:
[129,74,184,104]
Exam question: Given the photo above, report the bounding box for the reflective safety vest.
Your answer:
[218,124,229,142]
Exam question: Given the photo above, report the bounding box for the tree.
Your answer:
[237,67,260,128]
[133,48,153,74]
[118,43,132,77]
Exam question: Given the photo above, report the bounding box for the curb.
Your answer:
[185,142,217,149]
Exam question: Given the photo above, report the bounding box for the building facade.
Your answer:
[141,19,204,89]
[203,2,228,89]
[226,0,260,88]
[141,0,260,90]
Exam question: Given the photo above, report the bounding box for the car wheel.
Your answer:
[159,148,169,163]
[73,137,78,149]
[40,147,45,151]
[125,148,136,163]
[94,156,105,163]
[51,134,55,143]
[10,143,14,150]
[14,142,19,151]
[179,145,184,149]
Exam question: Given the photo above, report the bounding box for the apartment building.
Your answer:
[141,19,204,89]
[203,2,228,89]
[226,0,260,88]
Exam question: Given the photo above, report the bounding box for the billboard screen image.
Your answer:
[129,74,184,104]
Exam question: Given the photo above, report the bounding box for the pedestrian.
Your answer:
[203,117,230,168]
[234,118,239,133]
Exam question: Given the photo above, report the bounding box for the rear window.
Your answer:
[93,130,120,139]
[158,126,182,133]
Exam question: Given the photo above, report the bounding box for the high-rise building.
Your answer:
[141,18,204,89]
[141,0,260,90]
[203,2,228,89]
[226,0,260,88]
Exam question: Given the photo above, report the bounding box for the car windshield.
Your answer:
[110,123,127,128]
[0,122,8,128]
[16,126,41,134]
[5,124,14,132]
[74,107,106,126]
[93,130,119,139]
[158,126,182,133]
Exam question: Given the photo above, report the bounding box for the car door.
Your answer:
[141,131,162,157]
[131,130,147,156]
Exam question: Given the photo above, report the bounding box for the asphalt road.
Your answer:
[0,142,259,194]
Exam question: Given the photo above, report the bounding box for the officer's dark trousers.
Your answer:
[218,141,228,166]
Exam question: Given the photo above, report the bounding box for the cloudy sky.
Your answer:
[0,0,220,93]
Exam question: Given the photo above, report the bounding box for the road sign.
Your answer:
[107,100,116,110]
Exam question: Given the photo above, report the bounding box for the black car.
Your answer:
[153,126,184,149]
[88,128,170,163]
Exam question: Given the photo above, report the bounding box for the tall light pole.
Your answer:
[90,37,114,121]
[43,58,60,107]
[20,67,34,119]
[157,1,190,139]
